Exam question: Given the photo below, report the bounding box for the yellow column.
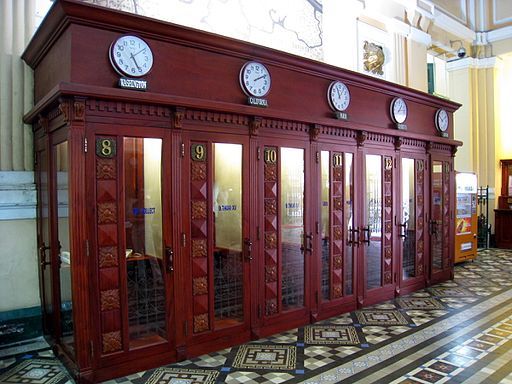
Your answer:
[447,57,498,229]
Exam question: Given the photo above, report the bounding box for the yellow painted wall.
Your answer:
[449,68,472,172]
[407,39,428,92]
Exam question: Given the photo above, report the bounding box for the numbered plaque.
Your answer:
[96,138,116,158]
[191,143,206,162]
[264,147,277,164]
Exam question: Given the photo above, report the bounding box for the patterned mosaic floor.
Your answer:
[1,248,512,383]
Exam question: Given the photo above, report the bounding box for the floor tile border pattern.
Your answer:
[385,313,512,383]
[302,286,512,383]
[347,303,512,384]
[296,283,511,383]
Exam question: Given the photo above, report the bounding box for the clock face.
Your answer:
[109,35,153,77]
[435,109,449,132]
[390,97,407,124]
[328,81,350,112]
[239,61,271,98]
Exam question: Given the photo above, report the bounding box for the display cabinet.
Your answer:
[454,172,477,263]
[22,1,461,382]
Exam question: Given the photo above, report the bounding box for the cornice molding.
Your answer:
[487,25,512,43]
[432,9,475,42]
[362,11,431,45]
[409,26,431,45]
[446,57,498,71]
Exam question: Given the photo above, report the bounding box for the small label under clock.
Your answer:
[334,111,348,120]
[248,97,268,107]
[119,78,147,91]
[395,123,407,131]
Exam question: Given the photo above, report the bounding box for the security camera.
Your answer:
[450,40,467,59]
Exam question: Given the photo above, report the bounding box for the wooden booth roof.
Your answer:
[23,0,462,147]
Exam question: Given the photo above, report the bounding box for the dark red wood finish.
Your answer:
[24,1,461,382]
[495,159,512,248]
[396,144,429,295]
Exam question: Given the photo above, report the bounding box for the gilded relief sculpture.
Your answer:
[363,40,385,75]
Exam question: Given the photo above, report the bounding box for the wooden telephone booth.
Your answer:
[23,1,461,382]
[495,159,512,248]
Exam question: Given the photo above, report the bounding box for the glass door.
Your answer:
[430,158,452,283]
[316,148,356,318]
[260,143,310,327]
[91,128,175,361]
[35,142,54,337]
[183,135,251,342]
[53,140,74,355]
[357,152,396,307]
[398,156,426,292]
[122,137,168,348]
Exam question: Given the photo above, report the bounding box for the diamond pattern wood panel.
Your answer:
[96,158,116,180]
[383,155,393,285]
[190,142,210,334]
[331,152,344,299]
[264,147,279,316]
[102,331,122,354]
[99,246,118,268]
[96,137,122,354]
[415,159,425,276]
[100,289,120,311]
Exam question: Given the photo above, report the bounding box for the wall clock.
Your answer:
[109,35,153,77]
[435,108,449,133]
[327,81,350,112]
[390,97,408,124]
[239,61,271,98]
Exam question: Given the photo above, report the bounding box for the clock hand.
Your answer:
[132,47,147,57]
[253,74,267,82]
[130,53,142,71]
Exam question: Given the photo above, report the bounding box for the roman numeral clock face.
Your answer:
[109,35,154,77]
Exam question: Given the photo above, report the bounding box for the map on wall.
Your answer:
[84,0,323,61]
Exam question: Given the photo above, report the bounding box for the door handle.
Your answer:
[303,232,313,253]
[39,244,51,269]
[244,238,253,261]
[361,225,371,246]
[165,246,174,272]
[347,227,359,246]
[398,222,407,239]
[429,220,438,236]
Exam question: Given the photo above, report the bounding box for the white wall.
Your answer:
[0,219,39,311]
